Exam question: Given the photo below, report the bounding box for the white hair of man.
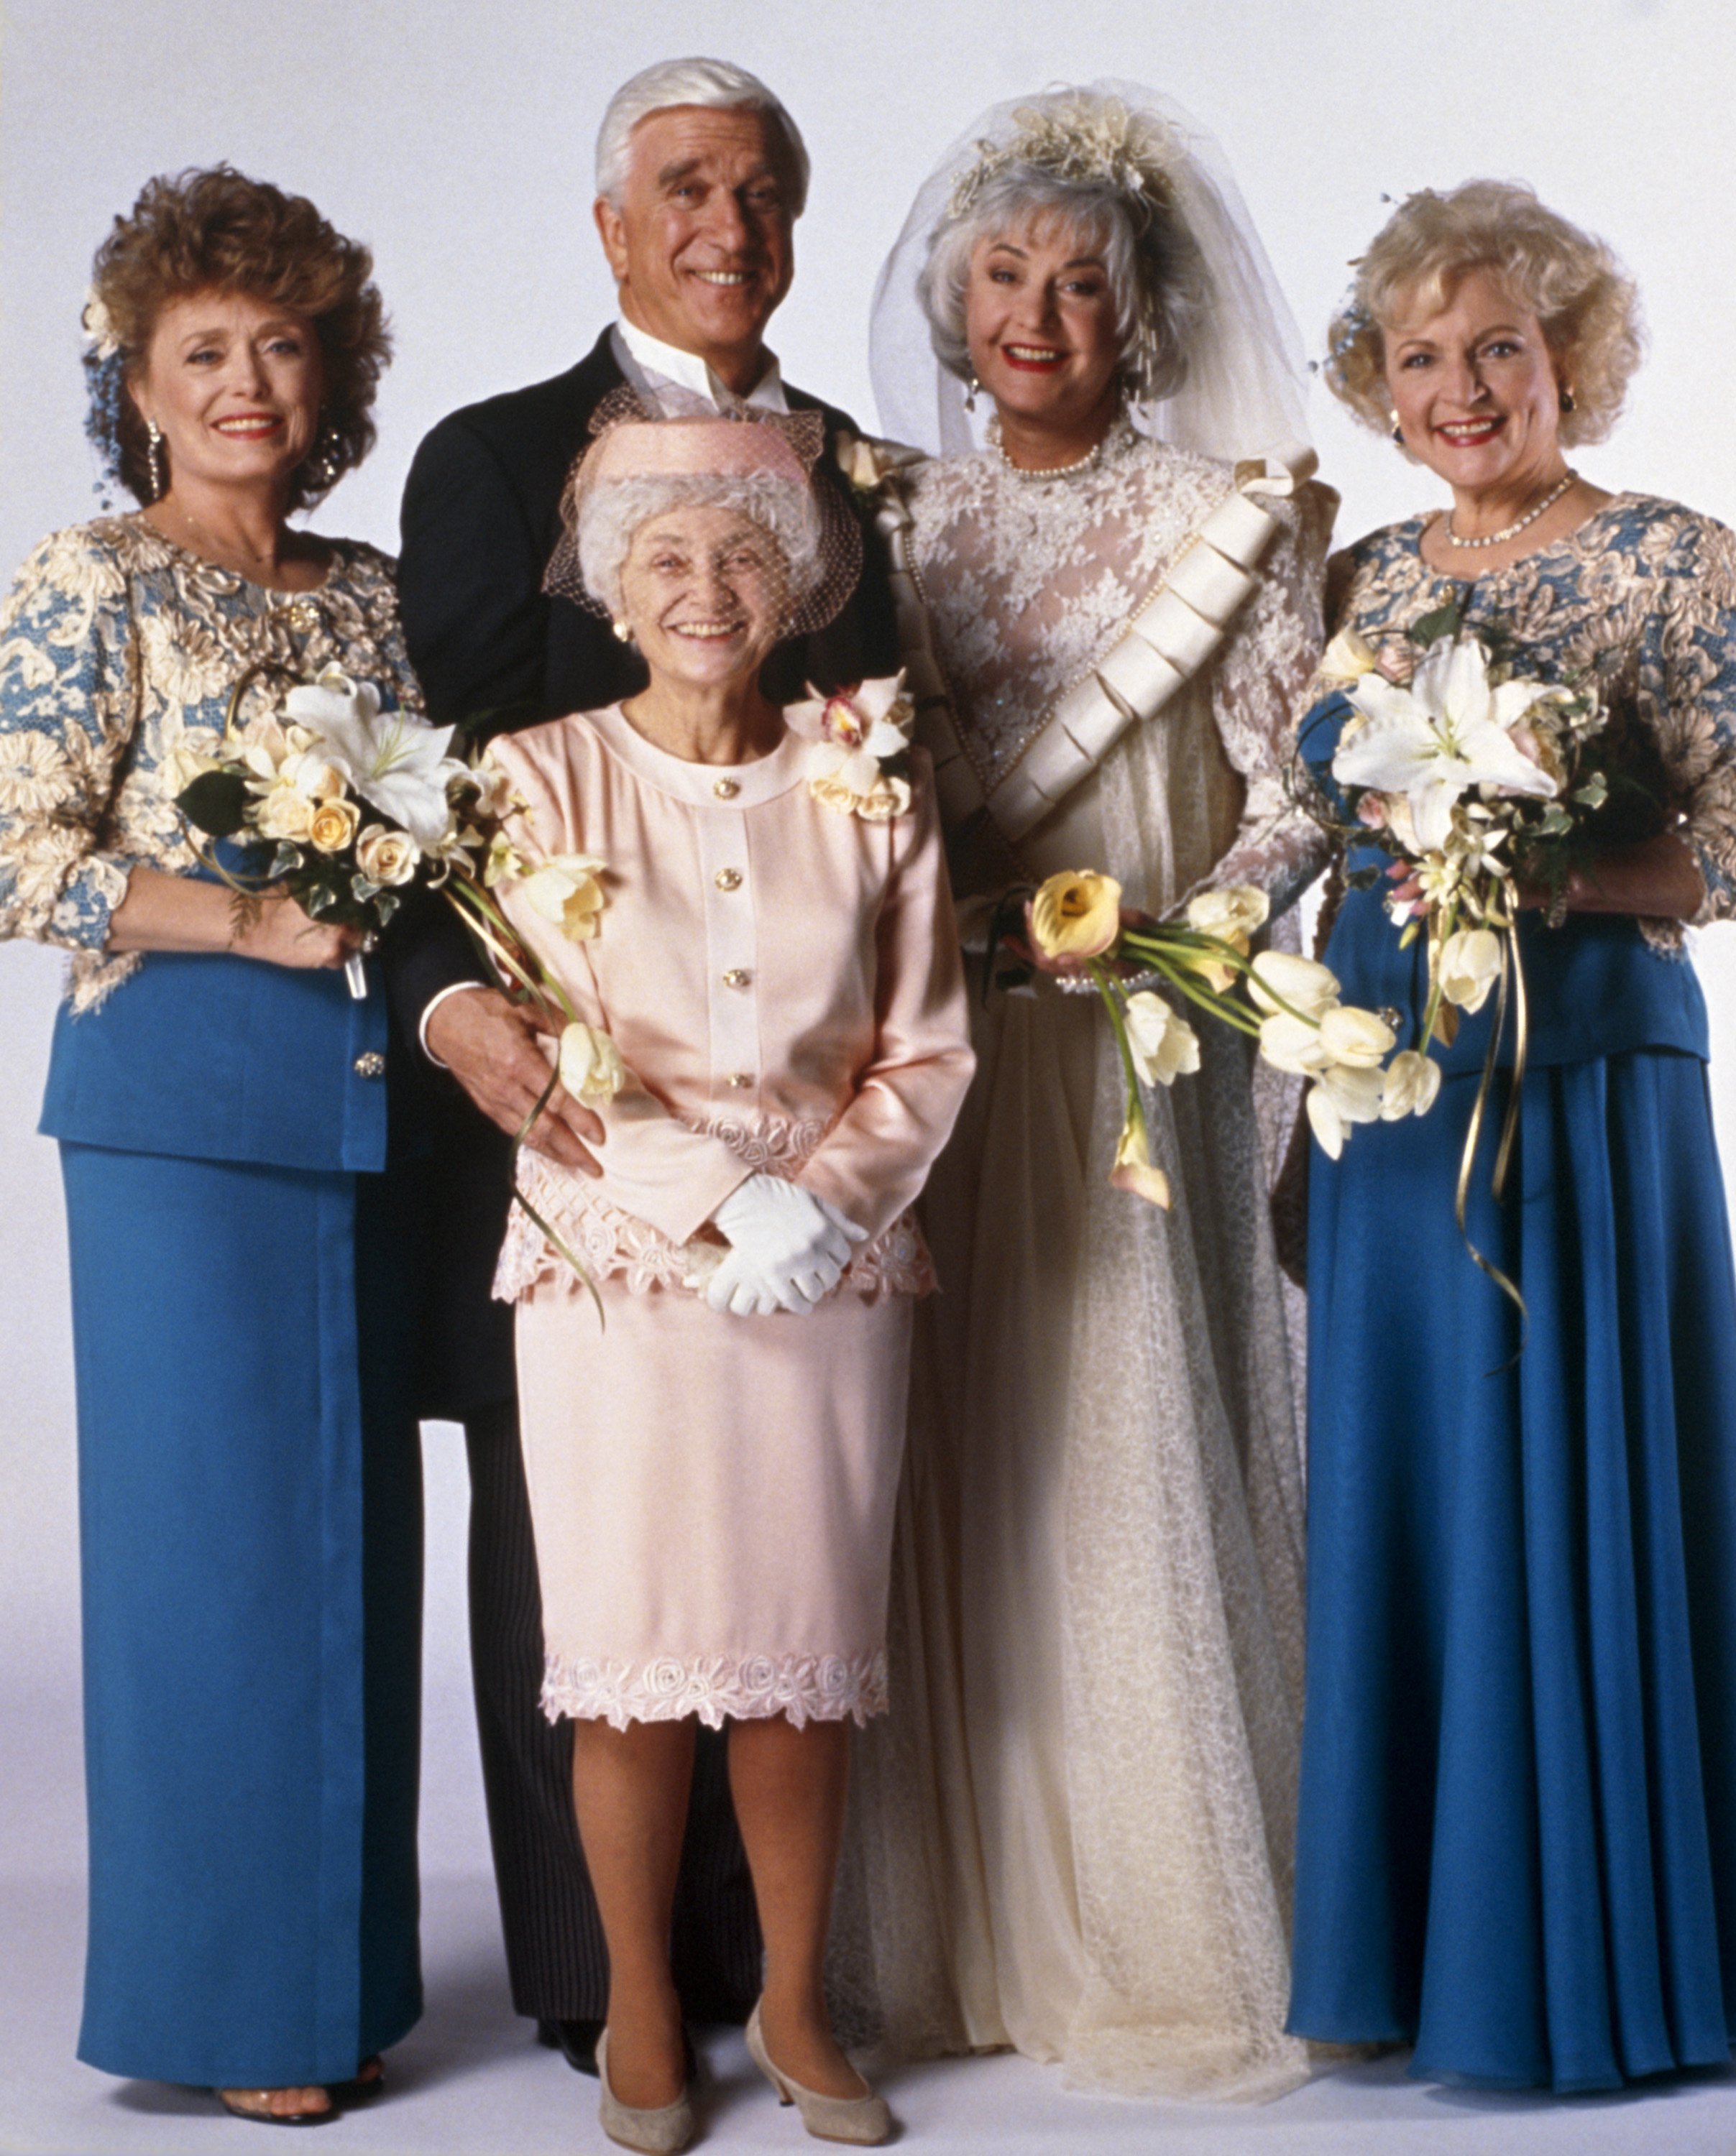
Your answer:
[594,57,811,216]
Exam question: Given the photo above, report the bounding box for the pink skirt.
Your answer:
[516,1277,913,1730]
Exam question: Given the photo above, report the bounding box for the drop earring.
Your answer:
[1389,410,1404,446]
[612,619,633,644]
[965,372,980,413]
[303,418,344,493]
[1558,385,1577,415]
[146,419,166,500]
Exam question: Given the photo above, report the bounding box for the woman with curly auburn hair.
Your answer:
[1287,179,1736,2091]
[0,167,426,2122]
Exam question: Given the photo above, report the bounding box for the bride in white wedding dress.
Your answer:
[831,86,1337,2101]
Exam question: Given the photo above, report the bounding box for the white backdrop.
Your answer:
[3,0,1735,1899]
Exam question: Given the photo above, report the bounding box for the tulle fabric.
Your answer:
[867,80,1308,461]
[830,426,1329,2099]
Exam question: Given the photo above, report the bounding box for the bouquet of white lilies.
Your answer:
[1010,867,1433,1212]
[171,663,485,994]
[1293,603,1643,1312]
[170,663,617,1304]
[1313,605,1609,1054]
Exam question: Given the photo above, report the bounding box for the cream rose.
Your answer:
[308,797,362,854]
[255,783,316,844]
[557,1023,627,1104]
[283,750,349,802]
[355,824,421,888]
[1124,992,1200,1088]
[1029,870,1123,962]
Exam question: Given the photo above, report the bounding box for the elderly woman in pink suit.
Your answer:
[482,403,974,2152]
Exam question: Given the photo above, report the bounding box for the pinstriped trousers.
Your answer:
[463,1403,764,2020]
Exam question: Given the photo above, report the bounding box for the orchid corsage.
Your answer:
[786,674,915,821]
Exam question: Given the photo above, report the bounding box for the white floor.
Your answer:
[3,1871,1735,2156]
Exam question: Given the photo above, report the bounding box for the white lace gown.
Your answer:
[832,421,1333,2100]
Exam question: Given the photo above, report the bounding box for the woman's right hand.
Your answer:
[229,892,362,969]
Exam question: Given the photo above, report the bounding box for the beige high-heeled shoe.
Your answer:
[745,2001,891,2146]
[595,2027,695,2155]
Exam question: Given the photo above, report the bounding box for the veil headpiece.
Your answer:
[545,387,862,638]
[870,80,1308,461]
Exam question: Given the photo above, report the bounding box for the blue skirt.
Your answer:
[1288,1046,1736,2088]
[62,1143,423,2087]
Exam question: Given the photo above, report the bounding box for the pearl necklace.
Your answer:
[1443,469,1578,550]
[988,415,1109,483]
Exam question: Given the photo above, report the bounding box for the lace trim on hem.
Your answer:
[541,1649,889,1731]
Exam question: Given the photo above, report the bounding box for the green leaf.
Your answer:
[1408,602,1462,648]
[176,768,251,838]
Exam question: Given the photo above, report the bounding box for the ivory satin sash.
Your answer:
[871,440,1318,844]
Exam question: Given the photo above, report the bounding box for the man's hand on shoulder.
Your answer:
[426,987,605,1174]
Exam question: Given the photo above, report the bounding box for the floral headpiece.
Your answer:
[945,93,1182,235]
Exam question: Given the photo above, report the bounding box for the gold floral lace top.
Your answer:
[0,515,420,1009]
[1320,494,1736,950]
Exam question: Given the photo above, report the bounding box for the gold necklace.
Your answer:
[1443,469,1578,550]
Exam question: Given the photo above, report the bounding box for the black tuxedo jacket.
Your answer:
[390,328,900,1416]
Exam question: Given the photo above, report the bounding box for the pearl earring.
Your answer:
[612,619,632,644]
[146,419,167,499]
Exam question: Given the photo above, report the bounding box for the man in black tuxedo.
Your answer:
[391,57,897,2072]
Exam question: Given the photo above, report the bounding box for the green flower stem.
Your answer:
[1088,957,1150,1149]
[1131,948,1266,1038]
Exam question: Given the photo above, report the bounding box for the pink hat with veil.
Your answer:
[544,389,863,637]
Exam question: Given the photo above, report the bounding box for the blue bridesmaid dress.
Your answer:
[1287,500,1736,2091]
[0,521,426,2088]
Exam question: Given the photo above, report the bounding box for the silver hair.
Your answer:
[594,57,810,216]
[918,165,1209,405]
[577,474,825,623]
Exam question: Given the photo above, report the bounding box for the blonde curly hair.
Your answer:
[1324,180,1643,450]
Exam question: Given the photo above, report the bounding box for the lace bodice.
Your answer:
[1318,496,1736,952]
[904,420,1333,911]
[0,516,418,1010]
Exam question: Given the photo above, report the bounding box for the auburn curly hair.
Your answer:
[1324,180,1643,453]
[86,165,390,510]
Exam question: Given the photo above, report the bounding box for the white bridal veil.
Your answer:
[868,79,1310,461]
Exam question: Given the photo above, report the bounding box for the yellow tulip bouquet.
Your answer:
[1013,867,1427,1211]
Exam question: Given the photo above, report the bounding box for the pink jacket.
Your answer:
[487,704,975,1299]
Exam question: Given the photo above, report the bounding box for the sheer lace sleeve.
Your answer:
[1651,511,1736,925]
[0,527,139,952]
[1195,482,1335,918]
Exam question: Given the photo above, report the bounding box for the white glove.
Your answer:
[706,1174,870,1317]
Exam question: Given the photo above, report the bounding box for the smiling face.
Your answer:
[1384,265,1568,499]
[963,210,1125,440]
[129,285,324,501]
[617,504,789,691]
[594,104,795,392]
